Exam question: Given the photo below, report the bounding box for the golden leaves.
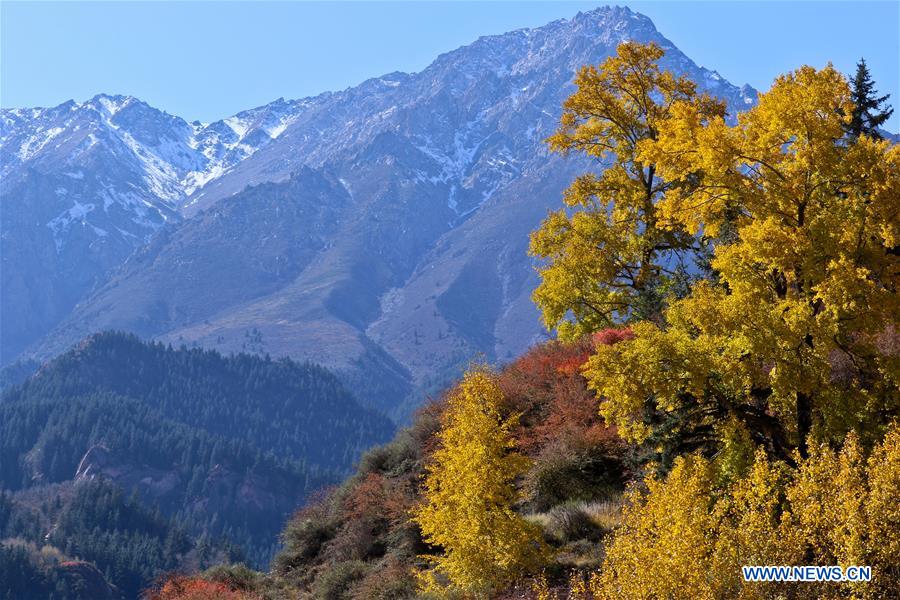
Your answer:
[530,41,722,336]
[593,426,900,599]
[583,57,899,453]
[412,368,548,597]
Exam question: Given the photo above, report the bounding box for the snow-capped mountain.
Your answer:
[3,6,758,414]
[1,92,307,220]
[0,93,309,362]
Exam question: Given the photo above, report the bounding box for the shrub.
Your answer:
[497,338,626,468]
[590,426,900,599]
[274,501,337,578]
[546,503,605,544]
[357,434,416,477]
[350,557,417,600]
[146,575,257,600]
[314,560,369,600]
[325,519,381,562]
[523,441,623,512]
[201,563,263,592]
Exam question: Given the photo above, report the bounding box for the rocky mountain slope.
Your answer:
[0,92,304,364]
[2,6,758,416]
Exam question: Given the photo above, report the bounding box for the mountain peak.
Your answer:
[575,4,640,20]
[85,93,139,117]
[564,5,656,32]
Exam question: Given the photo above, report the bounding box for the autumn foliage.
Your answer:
[530,42,724,339]
[528,40,899,599]
[146,575,257,600]
[413,367,549,596]
[578,424,900,600]
[499,335,617,450]
[587,63,899,460]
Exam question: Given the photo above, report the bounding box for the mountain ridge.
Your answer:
[3,5,758,416]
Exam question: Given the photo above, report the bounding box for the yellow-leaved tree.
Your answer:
[587,425,900,599]
[530,41,726,339]
[528,40,899,600]
[578,61,899,459]
[412,367,548,597]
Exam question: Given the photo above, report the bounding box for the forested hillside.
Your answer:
[1,479,240,599]
[3,331,394,472]
[0,332,395,597]
[147,338,631,599]
[152,43,899,600]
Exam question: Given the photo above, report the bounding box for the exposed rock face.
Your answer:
[75,444,115,479]
[57,560,124,600]
[3,6,758,416]
[75,444,181,499]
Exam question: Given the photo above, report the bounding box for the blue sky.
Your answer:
[2,1,897,130]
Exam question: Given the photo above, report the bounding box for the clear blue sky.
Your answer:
[2,1,897,131]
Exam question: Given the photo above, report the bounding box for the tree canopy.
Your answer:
[413,367,548,596]
[533,43,899,462]
[529,42,725,339]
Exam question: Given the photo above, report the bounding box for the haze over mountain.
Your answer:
[1,6,758,417]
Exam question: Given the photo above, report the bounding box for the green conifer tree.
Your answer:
[847,58,894,139]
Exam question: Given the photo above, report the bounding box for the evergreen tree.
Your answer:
[847,58,894,139]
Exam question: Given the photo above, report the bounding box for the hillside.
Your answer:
[270,338,631,598]
[139,337,632,599]
[3,6,758,418]
[4,331,394,471]
[1,479,239,600]
[0,332,395,595]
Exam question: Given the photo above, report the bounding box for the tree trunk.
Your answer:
[797,391,812,459]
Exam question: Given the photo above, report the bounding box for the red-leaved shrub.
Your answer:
[146,576,256,600]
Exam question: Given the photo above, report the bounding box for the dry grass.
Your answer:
[527,494,626,536]
[579,496,626,532]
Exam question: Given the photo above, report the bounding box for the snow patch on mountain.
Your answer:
[46,200,97,250]
[2,94,308,208]
[16,126,65,161]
